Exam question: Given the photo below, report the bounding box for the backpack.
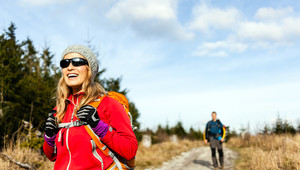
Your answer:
[205,120,226,141]
[85,91,136,170]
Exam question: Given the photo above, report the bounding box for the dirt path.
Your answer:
[150,146,238,170]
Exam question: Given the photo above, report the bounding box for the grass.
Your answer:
[0,139,204,169]
[0,140,54,169]
[227,134,300,170]
[3,134,299,170]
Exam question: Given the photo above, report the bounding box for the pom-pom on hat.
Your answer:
[62,44,98,79]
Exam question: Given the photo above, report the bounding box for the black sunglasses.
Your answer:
[60,58,89,68]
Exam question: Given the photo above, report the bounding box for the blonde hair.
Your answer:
[55,64,106,122]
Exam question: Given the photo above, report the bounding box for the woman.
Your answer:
[43,45,138,170]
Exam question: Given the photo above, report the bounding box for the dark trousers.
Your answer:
[209,138,224,167]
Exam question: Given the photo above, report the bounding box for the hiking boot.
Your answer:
[219,156,224,167]
[221,165,224,169]
[212,157,218,168]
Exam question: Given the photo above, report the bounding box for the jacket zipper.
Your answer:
[66,95,78,170]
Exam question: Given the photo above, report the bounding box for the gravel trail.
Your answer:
[151,146,238,170]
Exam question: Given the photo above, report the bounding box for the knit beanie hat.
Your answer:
[62,44,99,79]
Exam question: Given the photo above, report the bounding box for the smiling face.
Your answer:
[62,53,89,94]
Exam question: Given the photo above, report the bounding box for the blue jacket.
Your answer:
[204,119,225,141]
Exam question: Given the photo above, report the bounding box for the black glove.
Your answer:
[77,105,100,128]
[44,110,59,137]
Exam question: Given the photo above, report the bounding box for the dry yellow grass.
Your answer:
[135,139,204,169]
[227,134,300,170]
[0,139,204,169]
[0,141,54,169]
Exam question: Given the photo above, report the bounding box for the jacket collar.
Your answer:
[66,91,85,105]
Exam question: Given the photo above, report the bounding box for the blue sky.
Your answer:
[1,0,300,133]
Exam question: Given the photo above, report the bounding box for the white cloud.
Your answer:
[107,0,177,21]
[282,17,300,38]
[189,3,241,32]
[237,21,284,41]
[20,0,73,6]
[193,50,228,57]
[106,0,193,40]
[237,7,300,43]
[237,18,300,43]
[191,4,300,57]
[193,38,248,57]
[255,7,293,21]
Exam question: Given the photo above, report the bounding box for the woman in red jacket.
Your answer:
[43,45,138,170]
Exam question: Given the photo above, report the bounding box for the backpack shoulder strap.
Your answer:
[84,94,131,170]
[204,121,211,141]
[84,94,111,156]
[88,94,106,108]
[216,119,221,126]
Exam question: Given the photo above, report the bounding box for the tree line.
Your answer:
[140,114,300,144]
[140,121,235,144]
[259,115,300,135]
[0,23,140,148]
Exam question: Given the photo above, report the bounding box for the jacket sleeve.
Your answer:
[43,140,57,161]
[99,97,138,160]
[204,122,209,140]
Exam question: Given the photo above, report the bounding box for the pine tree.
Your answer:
[0,23,59,146]
[188,127,203,140]
[171,121,187,138]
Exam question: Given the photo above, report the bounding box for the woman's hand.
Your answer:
[77,105,109,139]
[44,110,59,147]
[44,110,59,138]
[77,105,100,128]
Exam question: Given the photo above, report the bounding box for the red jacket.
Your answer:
[43,92,138,170]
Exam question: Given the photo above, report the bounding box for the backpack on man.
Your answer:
[204,119,226,142]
